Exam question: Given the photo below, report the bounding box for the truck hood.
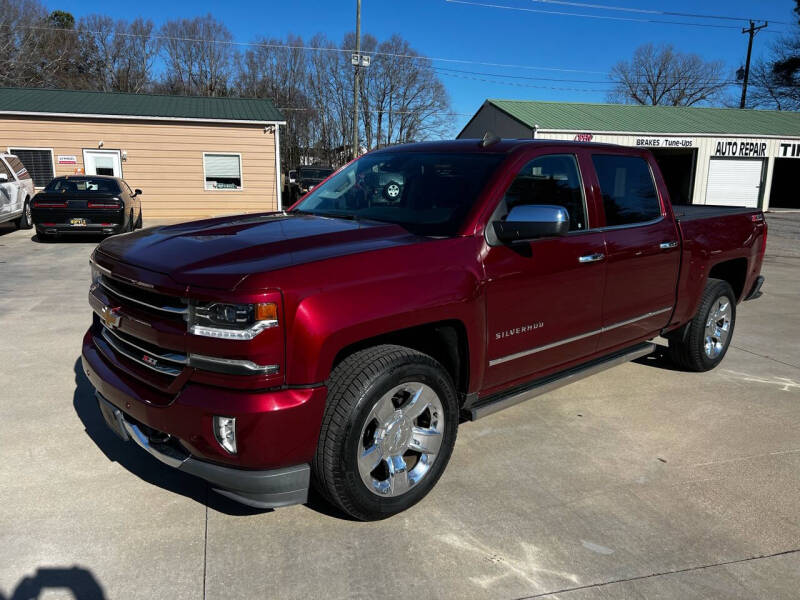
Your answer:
[97,212,422,290]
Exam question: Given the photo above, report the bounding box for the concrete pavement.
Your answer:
[0,217,797,599]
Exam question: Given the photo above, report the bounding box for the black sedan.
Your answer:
[31,175,143,240]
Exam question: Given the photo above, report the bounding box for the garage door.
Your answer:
[705,158,763,207]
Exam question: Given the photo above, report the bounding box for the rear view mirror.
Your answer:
[492,205,569,243]
[134,189,143,196]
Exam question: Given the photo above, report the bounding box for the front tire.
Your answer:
[312,345,459,521]
[135,208,143,229]
[668,278,736,372]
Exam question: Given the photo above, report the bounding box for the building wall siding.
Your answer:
[2,115,278,219]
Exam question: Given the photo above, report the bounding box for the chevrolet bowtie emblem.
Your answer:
[100,305,122,329]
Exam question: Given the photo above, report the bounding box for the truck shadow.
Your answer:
[632,343,683,372]
[71,358,265,517]
[32,233,104,244]
[1,566,106,600]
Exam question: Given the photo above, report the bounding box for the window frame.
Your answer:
[590,152,665,231]
[7,147,56,189]
[202,152,244,192]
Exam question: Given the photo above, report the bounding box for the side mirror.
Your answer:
[492,205,569,243]
[0,173,7,182]
[134,189,143,196]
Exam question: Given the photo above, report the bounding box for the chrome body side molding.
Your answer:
[489,307,672,367]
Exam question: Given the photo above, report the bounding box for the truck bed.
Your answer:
[673,204,760,222]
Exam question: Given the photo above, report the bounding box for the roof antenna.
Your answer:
[480,131,501,147]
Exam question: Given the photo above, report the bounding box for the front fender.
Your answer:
[282,239,486,387]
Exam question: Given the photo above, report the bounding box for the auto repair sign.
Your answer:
[713,139,767,157]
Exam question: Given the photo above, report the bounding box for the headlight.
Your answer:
[190,302,278,340]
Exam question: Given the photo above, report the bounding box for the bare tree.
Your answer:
[78,16,157,92]
[159,14,233,97]
[747,1,800,111]
[609,43,729,106]
[0,0,49,87]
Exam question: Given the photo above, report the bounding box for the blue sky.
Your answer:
[55,0,797,132]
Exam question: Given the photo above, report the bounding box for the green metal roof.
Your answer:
[0,87,284,123]
[487,99,800,137]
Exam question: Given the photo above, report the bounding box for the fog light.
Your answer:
[213,416,237,454]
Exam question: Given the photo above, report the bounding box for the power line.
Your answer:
[530,0,791,25]
[432,68,739,93]
[5,23,608,75]
[446,0,788,32]
[432,65,741,86]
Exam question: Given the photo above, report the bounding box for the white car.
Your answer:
[0,153,35,229]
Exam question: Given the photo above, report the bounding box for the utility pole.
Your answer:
[352,0,362,161]
[739,20,768,109]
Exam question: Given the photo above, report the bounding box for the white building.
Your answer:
[458,99,800,210]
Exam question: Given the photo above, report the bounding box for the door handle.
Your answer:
[578,253,605,263]
[659,241,679,249]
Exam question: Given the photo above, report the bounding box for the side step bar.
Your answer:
[468,342,656,421]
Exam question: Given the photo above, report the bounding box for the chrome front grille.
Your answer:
[101,326,186,377]
[99,275,187,318]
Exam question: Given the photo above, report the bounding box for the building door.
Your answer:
[705,158,763,207]
[83,150,122,177]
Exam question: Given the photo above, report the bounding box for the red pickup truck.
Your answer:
[82,139,766,520]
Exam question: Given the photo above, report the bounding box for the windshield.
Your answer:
[292,152,504,236]
[298,168,333,180]
[45,178,120,194]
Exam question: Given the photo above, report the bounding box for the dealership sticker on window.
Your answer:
[58,155,78,165]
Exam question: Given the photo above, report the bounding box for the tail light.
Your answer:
[33,199,67,208]
[88,199,122,209]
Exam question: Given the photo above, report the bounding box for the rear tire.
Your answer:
[312,345,459,521]
[14,198,32,230]
[668,278,736,372]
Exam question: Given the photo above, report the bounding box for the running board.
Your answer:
[468,342,656,421]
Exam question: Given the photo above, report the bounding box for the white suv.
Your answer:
[0,153,35,229]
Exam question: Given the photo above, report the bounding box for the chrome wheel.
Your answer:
[704,295,732,359]
[357,382,444,497]
[24,202,31,226]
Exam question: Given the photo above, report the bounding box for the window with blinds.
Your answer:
[9,149,54,188]
[204,153,242,190]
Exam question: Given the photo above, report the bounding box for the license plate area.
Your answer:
[70,218,87,227]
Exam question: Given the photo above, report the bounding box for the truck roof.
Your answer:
[371,138,621,155]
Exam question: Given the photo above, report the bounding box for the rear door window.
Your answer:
[6,157,31,181]
[592,155,661,226]
[0,159,12,181]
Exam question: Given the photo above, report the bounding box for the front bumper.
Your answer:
[82,329,328,509]
[96,392,310,508]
